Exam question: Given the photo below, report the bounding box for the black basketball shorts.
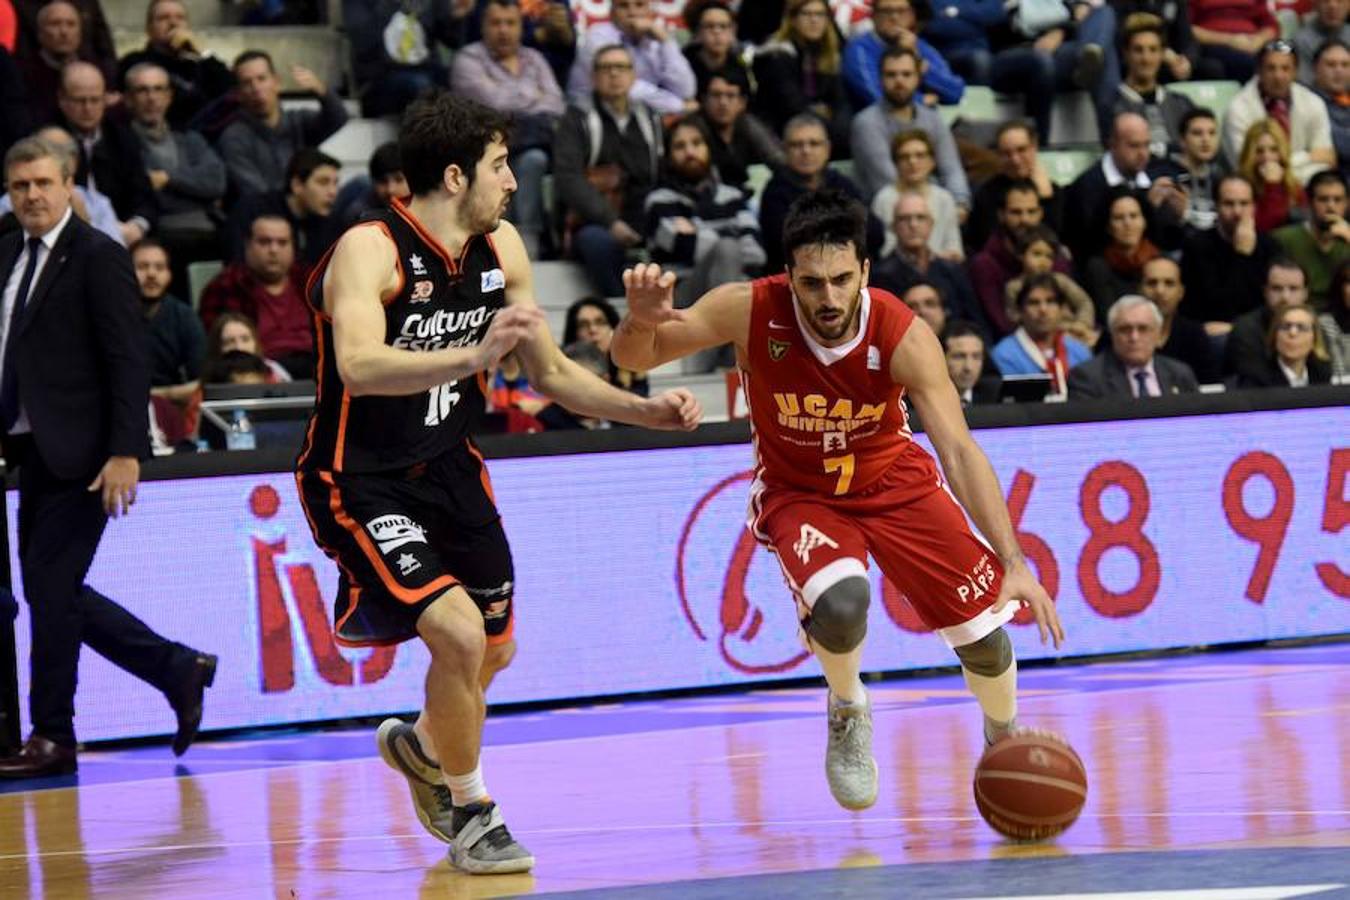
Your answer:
[295,441,515,648]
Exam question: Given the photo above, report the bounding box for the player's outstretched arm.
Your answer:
[328,225,543,396]
[609,263,750,371]
[892,319,1065,648]
[494,224,702,431]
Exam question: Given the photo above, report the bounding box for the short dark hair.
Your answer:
[1012,223,1059,256]
[1217,172,1255,198]
[1179,106,1218,135]
[685,0,736,30]
[702,69,751,99]
[906,279,945,306]
[592,43,632,71]
[1266,256,1307,284]
[563,296,620,345]
[232,49,274,73]
[1313,37,1350,65]
[129,236,170,261]
[1257,38,1297,65]
[1015,272,1064,309]
[995,118,1037,147]
[248,213,292,241]
[880,45,923,73]
[203,349,270,384]
[1002,178,1040,208]
[286,147,340,187]
[941,319,985,349]
[1307,168,1347,197]
[782,189,869,269]
[399,90,512,196]
[369,141,403,182]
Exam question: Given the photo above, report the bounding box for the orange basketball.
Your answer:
[973,730,1087,841]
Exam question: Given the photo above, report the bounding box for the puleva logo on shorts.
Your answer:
[366,514,429,554]
[793,523,839,564]
[481,268,506,293]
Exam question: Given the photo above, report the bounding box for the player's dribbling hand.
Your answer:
[477,306,545,372]
[991,558,1064,649]
[640,388,702,431]
[622,263,686,328]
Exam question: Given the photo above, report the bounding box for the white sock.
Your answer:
[444,761,490,808]
[815,643,869,706]
[962,659,1018,739]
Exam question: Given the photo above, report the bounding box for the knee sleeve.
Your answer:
[806,575,870,654]
[954,627,1013,677]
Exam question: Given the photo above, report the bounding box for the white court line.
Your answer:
[949,889,1347,900]
[2,810,1348,863]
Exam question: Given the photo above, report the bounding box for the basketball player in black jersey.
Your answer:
[294,91,701,874]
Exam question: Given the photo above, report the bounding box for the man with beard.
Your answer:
[612,188,1063,816]
[132,237,204,405]
[295,91,701,875]
[1273,170,1350,308]
[643,116,763,370]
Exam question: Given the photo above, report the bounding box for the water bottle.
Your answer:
[226,409,256,451]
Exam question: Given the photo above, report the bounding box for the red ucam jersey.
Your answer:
[742,273,920,497]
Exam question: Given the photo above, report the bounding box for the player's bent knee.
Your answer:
[417,597,487,668]
[954,627,1013,677]
[807,575,870,654]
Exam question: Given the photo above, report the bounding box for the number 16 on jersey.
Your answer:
[425,381,462,427]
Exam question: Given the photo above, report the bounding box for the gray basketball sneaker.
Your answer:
[448,801,536,875]
[375,718,454,843]
[826,693,878,810]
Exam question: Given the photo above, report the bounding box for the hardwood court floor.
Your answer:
[1,645,1348,899]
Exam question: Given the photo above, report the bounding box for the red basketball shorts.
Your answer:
[749,445,1014,648]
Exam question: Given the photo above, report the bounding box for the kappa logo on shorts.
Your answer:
[366,514,429,555]
[793,523,839,565]
[481,268,506,293]
[396,552,422,575]
[769,337,790,361]
[957,553,997,604]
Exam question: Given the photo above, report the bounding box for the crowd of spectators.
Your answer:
[2,0,1346,452]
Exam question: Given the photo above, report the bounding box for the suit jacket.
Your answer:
[1062,158,1182,267]
[0,216,150,479]
[1067,350,1199,400]
[62,116,158,230]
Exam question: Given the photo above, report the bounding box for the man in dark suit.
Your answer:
[942,320,1002,406]
[1061,111,1184,267]
[0,137,214,778]
[57,62,158,247]
[1069,294,1200,400]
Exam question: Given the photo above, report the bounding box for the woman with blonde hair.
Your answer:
[752,0,851,153]
[1237,119,1307,232]
[1239,302,1333,386]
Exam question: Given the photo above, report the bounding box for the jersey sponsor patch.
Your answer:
[409,253,428,275]
[823,431,847,452]
[793,523,839,564]
[366,514,429,554]
[481,268,505,293]
[769,337,790,361]
[410,279,434,303]
[867,345,881,370]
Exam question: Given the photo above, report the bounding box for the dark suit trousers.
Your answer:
[11,436,188,745]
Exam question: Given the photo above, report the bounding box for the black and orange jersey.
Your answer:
[296,198,508,474]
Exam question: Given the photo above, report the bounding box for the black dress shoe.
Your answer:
[167,652,217,757]
[0,734,78,778]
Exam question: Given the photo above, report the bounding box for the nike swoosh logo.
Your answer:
[768,320,793,330]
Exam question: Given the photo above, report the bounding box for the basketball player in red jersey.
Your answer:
[612,190,1063,811]
[296,91,701,873]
